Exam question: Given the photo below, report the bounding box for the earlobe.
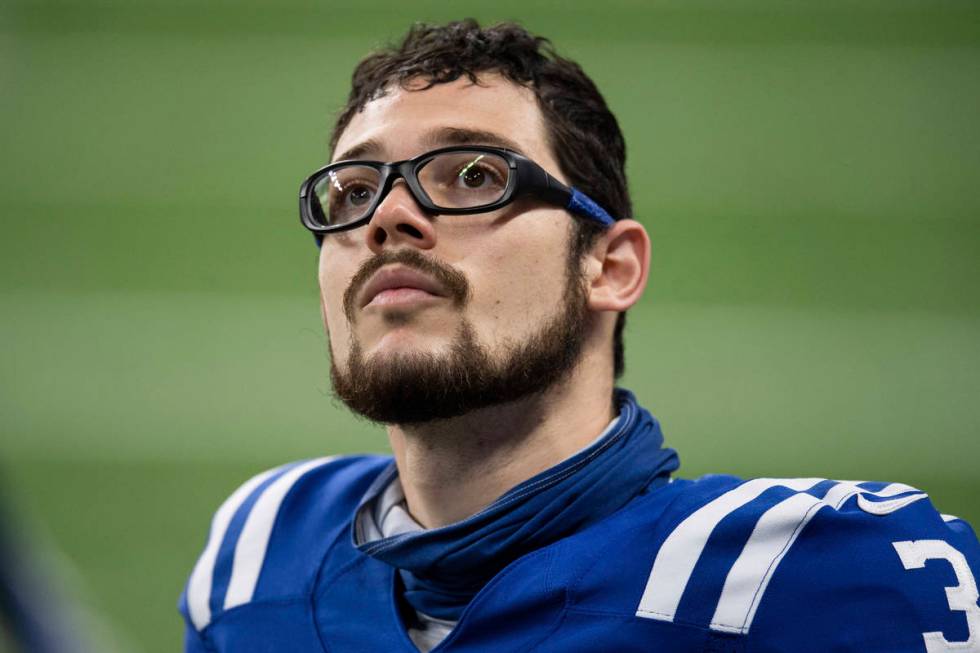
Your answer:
[586,219,650,312]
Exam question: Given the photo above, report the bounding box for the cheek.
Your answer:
[465,217,570,341]
[318,250,357,364]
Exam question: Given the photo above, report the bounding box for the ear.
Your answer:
[584,219,650,312]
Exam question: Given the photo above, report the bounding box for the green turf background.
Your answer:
[1,1,978,650]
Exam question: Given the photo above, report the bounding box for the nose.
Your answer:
[365,181,437,254]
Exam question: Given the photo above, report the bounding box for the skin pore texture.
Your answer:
[319,74,651,528]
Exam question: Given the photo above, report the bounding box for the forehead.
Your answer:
[332,74,555,167]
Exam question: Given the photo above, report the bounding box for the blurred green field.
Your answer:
[1,1,978,651]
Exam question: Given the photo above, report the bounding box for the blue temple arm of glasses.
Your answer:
[567,188,615,227]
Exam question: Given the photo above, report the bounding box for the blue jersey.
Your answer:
[180,456,980,652]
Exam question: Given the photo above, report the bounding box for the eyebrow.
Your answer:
[333,127,528,164]
[333,138,384,163]
[424,127,526,155]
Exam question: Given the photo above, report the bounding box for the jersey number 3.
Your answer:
[893,540,980,652]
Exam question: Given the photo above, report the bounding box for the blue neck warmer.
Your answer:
[354,389,679,621]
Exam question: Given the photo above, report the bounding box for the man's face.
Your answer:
[319,74,590,423]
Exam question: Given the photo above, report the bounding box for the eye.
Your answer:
[417,151,510,208]
[330,176,377,208]
[313,166,380,225]
[461,166,487,188]
[345,184,373,206]
[455,156,504,190]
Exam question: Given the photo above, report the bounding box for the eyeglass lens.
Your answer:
[310,150,511,228]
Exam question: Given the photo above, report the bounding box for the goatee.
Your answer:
[330,250,590,424]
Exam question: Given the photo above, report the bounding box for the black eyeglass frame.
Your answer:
[298,145,615,235]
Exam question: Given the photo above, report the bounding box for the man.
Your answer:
[180,20,980,652]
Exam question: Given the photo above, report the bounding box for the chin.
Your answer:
[362,318,457,354]
[364,331,453,361]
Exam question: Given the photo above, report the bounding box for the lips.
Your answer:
[358,265,448,309]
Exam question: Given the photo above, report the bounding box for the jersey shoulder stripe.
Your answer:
[185,463,291,631]
[635,477,823,624]
[223,457,337,612]
[182,455,389,632]
[636,477,937,635]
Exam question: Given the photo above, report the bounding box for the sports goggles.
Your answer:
[298,145,615,235]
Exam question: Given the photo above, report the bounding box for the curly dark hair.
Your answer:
[330,19,631,378]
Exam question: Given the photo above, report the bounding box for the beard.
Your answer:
[329,250,590,425]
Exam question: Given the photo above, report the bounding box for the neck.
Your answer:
[387,351,616,528]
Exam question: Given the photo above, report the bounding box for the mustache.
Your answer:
[342,249,471,323]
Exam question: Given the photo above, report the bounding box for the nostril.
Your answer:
[396,223,424,239]
[373,228,388,245]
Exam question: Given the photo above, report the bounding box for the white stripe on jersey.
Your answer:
[710,491,824,633]
[635,478,823,622]
[636,479,928,633]
[224,457,336,611]
[711,481,927,634]
[186,466,282,630]
[857,492,928,515]
[825,481,918,506]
